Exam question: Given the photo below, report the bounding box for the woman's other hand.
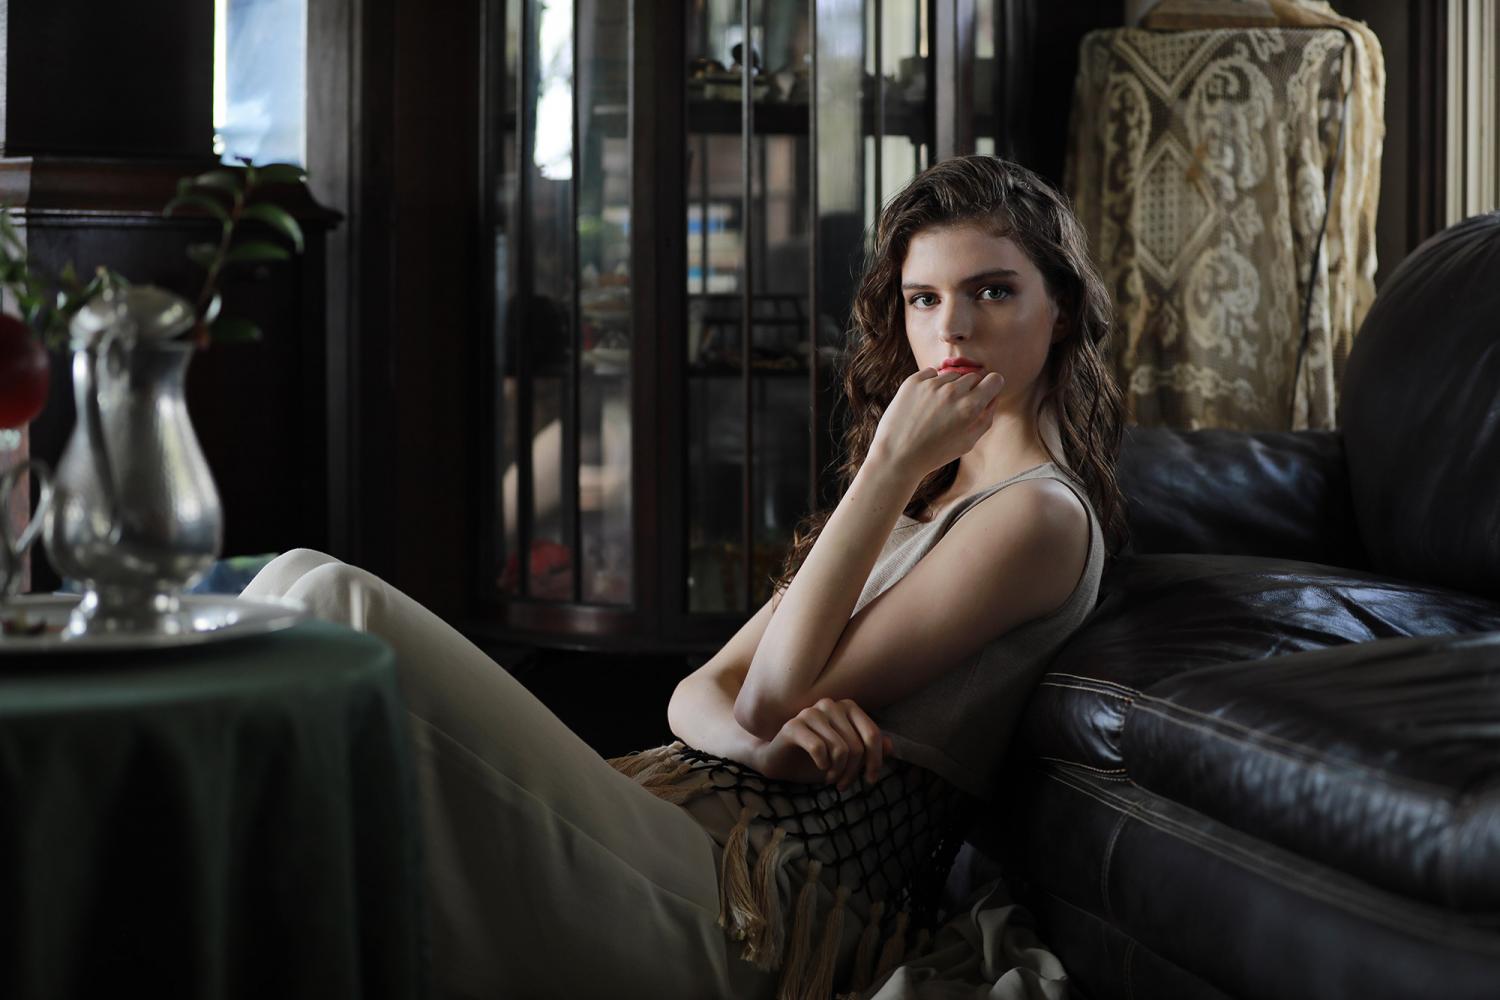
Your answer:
[868,368,1006,478]
[753,697,895,790]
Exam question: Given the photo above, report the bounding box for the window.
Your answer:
[213,0,308,166]
[1446,0,1499,221]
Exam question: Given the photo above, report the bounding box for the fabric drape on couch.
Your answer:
[1065,21,1384,431]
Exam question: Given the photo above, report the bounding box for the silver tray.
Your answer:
[0,594,308,653]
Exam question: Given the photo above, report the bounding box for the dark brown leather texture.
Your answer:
[1340,211,1500,601]
[1008,766,1500,1000]
[1118,426,1365,567]
[1124,632,1500,910]
[1022,554,1500,771]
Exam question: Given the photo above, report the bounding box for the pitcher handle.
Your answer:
[0,458,55,599]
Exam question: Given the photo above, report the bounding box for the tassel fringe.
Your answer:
[648,772,713,805]
[608,745,716,807]
[804,884,849,1000]
[742,826,788,969]
[718,807,763,943]
[849,899,885,993]
[873,909,910,980]
[605,744,673,778]
[776,859,823,1000]
[611,745,938,997]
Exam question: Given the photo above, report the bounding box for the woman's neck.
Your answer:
[943,398,1065,503]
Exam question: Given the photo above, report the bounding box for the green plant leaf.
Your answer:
[59,261,78,288]
[187,242,220,268]
[253,163,307,187]
[189,169,242,195]
[224,241,290,264]
[210,314,261,343]
[240,203,304,253]
[163,193,230,223]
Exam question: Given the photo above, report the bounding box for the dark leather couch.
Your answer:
[977,213,1500,999]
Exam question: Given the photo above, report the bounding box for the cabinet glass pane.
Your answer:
[578,0,633,604]
[496,0,521,594]
[498,0,577,601]
[685,0,748,613]
[685,0,814,614]
[817,1,931,469]
[863,0,929,230]
[749,0,812,610]
[975,0,996,155]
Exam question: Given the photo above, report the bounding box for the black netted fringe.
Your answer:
[608,742,978,997]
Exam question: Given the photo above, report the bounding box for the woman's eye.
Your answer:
[908,293,936,308]
[979,286,1013,302]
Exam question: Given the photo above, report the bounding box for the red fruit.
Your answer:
[0,314,48,429]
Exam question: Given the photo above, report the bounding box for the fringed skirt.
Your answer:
[609,742,977,1000]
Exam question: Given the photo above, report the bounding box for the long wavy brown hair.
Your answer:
[775,155,1127,591]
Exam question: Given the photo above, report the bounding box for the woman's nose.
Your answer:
[938,300,973,342]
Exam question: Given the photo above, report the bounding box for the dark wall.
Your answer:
[307,0,483,620]
[1,1,213,158]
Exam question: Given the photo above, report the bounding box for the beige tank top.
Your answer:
[853,461,1106,800]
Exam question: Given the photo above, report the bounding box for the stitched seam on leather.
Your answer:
[1037,755,1128,775]
[1044,767,1500,952]
[1054,766,1500,938]
[1038,679,1135,702]
[1101,812,1128,922]
[1046,671,1141,696]
[1132,696,1452,797]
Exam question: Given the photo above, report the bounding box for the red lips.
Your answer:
[938,356,983,374]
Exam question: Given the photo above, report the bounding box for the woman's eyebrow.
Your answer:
[900,268,1020,291]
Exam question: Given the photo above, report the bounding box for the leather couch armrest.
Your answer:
[1119,426,1366,567]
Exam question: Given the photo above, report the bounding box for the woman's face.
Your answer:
[900,223,1062,403]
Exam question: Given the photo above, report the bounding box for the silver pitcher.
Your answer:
[44,286,223,637]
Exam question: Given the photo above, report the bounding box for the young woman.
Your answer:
[244,155,1125,1000]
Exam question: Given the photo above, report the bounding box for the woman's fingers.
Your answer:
[841,700,886,784]
[816,701,866,790]
[798,709,850,781]
[789,725,831,773]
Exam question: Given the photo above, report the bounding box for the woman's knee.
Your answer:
[241,548,344,599]
[284,559,386,631]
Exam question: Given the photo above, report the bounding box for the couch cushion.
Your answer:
[1341,211,1500,601]
[1119,426,1365,567]
[1122,632,1500,911]
[1022,553,1500,771]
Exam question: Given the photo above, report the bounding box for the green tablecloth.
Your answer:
[0,619,425,999]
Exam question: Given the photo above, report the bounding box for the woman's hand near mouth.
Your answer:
[868,365,1006,478]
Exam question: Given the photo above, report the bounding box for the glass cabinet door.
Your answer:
[684,0,815,615]
[485,0,1004,646]
[683,0,935,617]
[493,0,634,609]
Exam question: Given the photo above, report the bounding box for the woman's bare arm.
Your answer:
[665,596,777,766]
[733,456,920,739]
[736,475,1088,741]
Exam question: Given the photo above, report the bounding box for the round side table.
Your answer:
[0,618,425,999]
